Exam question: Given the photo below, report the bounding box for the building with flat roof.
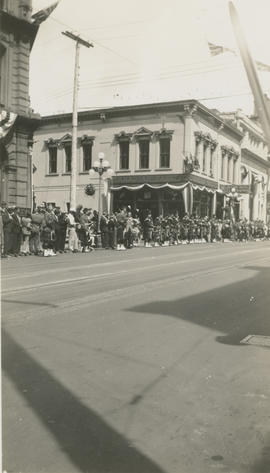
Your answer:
[32,99,269,220]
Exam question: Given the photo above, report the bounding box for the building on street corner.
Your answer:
[32,99,270,221]
[219,109,270,222]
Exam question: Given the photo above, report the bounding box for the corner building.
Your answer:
[0,0,40,210]
[33,100,246,218]
[33,99,269,220]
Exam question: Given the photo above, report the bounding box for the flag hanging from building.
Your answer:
[31,1,59,25]
[208,41,270,72]
[0,111,17,139]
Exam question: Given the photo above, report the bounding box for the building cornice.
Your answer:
[241,147,270,168]
[0,10,39,49]
[40,99,244,142]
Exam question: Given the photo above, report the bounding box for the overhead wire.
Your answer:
[37,61,245,103]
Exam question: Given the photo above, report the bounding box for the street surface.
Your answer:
[2,242,270,473]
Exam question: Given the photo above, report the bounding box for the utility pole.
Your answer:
[62,31,93,209]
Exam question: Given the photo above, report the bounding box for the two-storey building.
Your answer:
[33,99,245,219]
[220,109,270,221]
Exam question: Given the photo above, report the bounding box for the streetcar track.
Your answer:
[3,254,270,326]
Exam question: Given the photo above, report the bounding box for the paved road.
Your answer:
[2,242,270,473]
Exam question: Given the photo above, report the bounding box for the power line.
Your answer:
[48,15,138,66]
[37,62,244,103]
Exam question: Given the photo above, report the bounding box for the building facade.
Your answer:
[0,0,40,210]
[219,110,270,222]
[32,99,269,221]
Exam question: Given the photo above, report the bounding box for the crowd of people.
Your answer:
[0,201,269,258]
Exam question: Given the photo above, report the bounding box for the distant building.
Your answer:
[0,0,40,209]
[32,99,269,221]
[220,109,270,221]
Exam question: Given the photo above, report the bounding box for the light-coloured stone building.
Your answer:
[33,99,249,219]
[33,99,270,222]
[220,109,270,222]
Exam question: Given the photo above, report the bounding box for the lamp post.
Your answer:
[89,152,113,247]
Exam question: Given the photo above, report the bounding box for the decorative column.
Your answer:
[195,132,203,170]
[212,191,217,216]
[183,104,197,157]
[223,152,228,182]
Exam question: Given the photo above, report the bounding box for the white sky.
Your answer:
[30,0,270,116]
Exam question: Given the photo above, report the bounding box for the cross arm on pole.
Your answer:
[61,31,93,48]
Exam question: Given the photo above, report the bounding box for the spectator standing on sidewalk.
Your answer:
[116,208,127,251]
[30,206,44,255]
[21,212,32,255]
[108,214,116,249]
[67,209,79,253]
[11,207,22,256]
[2,202,13,256]
[79,208,90,252]
[57,209,68,253]
[100,212,109,249]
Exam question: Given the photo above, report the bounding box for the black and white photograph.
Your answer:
[1,0,270,472]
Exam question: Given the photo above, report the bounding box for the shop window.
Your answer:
[139,140,150,169]
[119,141,129,169]
[82,143,92,171]
[160,138,170,168]
[65,145,72,173]
[48,147,57,174]
[193,190,212,217]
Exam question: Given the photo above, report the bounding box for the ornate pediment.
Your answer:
[79,134,95,145]
[132,127,153,141]
[44,137,58,147]
[221,145,239,157]
[153,128,174,140]
[114,131,132,142]
[194,131,218,149]
[59,133,72,143]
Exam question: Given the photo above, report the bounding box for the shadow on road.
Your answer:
[250,433,270,473]
[128,266,270,346]
[2,329,166,473]
[2,299,58,308]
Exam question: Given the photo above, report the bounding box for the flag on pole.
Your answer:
[31,1,59,25]
[208,41,270,72]
[256,60,270,72]
[0,111,17,139]
[208,42,236,57]
[229,1,270,148]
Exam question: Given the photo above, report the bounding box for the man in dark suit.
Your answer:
[1,202,13,256]
[11,207,22,256]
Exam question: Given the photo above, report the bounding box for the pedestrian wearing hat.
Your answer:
[11,207,22,256]
[67,209,79,252]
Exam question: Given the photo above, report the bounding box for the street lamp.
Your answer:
[89,152,112,246]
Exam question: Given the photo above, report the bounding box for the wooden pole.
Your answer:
[61,31,93,209]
